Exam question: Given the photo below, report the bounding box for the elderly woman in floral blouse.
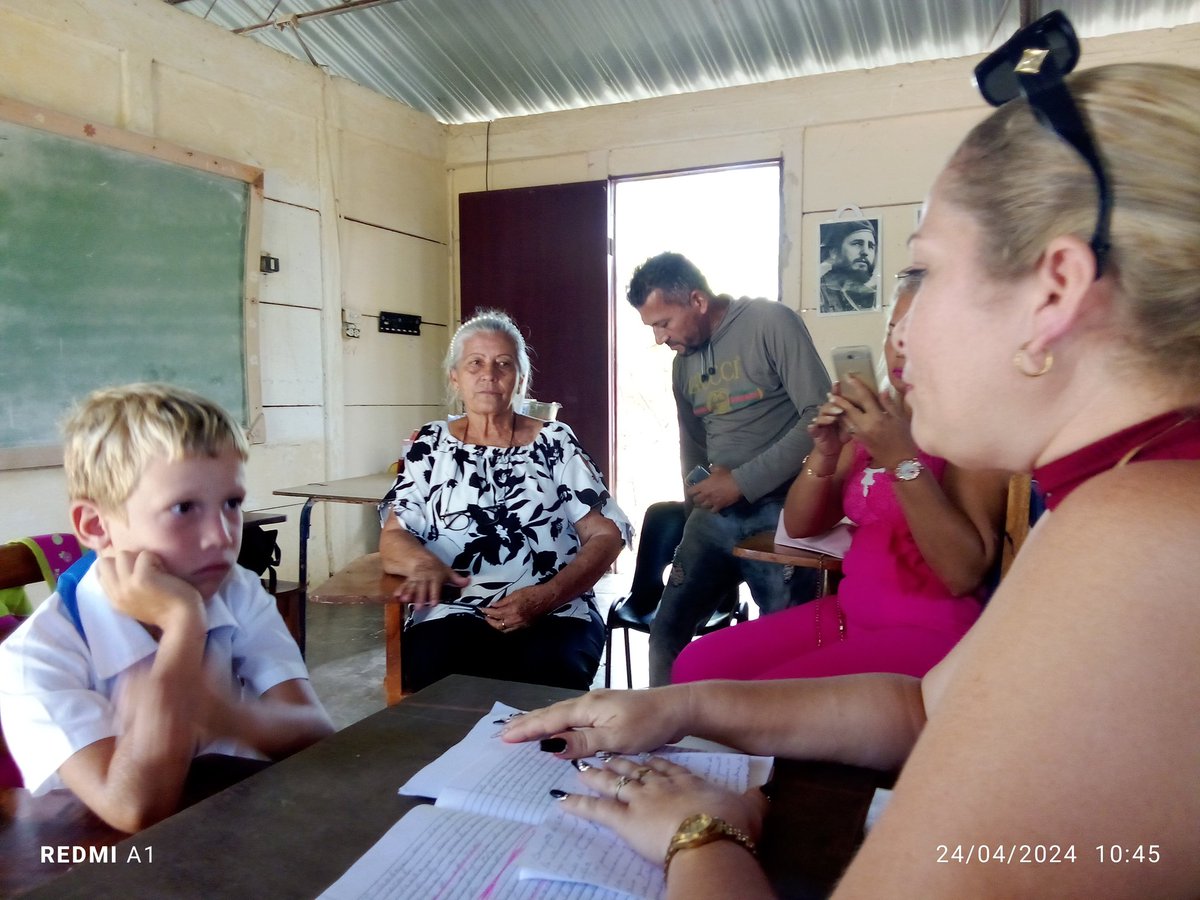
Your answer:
[379,309,631,691]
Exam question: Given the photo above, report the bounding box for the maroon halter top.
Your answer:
[1032,409,1200,511]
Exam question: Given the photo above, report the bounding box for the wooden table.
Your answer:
[0,755,269,897]
[733,531,844,597]
[272,473,397,651]
[0,788,126,896]
[7,675,888,899]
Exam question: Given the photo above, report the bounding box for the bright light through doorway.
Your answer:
[614,163,782,545]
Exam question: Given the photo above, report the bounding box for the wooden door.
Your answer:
[459,181,613,481]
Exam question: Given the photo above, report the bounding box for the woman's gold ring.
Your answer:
[614,774,632,801]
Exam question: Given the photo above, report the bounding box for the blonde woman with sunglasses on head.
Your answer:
[504,16,1200,898]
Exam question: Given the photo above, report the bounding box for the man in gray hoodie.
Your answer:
[628,252,831,685]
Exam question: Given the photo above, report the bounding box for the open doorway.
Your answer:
[613,163,783,540]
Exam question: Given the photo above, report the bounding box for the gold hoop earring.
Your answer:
[1013,343,1053,377]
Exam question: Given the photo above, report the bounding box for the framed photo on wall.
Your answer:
[818,216,881,315]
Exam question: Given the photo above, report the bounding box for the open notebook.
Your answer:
[318,702,772,900]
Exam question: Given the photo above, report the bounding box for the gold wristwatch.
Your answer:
[663,812,757,874]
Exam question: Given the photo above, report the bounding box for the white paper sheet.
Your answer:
[520,808,665,899]
[772,516,854,557]
[401,702,772,825]
[317,805,624,900]
[399,701,520,799]
[517,753,771,898]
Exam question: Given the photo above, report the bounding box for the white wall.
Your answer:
[0,0,450,584]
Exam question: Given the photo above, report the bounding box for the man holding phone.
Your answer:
[627,252,831,685]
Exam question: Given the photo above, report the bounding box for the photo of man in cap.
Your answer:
[818,218,880,314]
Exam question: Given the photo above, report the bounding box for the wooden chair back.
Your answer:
[1000,473,1034,580]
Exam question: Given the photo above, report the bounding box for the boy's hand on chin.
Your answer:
[98,550,203,630]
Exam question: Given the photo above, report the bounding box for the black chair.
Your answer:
[604,501,748,688]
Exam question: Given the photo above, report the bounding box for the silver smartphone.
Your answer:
[685,465,710,486]
[831,345,879,395]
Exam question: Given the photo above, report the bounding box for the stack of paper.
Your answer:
[772,517,854,558]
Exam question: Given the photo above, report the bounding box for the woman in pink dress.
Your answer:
[672,281,1009,682]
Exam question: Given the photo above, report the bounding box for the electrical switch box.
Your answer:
[379,312,421,335]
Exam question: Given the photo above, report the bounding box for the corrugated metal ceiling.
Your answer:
[164,0,1200,124]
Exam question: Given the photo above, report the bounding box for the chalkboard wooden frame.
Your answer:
[0,96,265,471]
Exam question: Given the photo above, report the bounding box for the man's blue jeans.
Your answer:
[648,496,814,686]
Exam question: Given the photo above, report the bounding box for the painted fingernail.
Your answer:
[571,758,592,771]
[540,738,567,753]
[549,789,571,800]
[595,750,615,760]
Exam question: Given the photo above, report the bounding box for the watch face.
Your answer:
[894,459,924,481]
[666,812,756,871]
[680,813,715,839]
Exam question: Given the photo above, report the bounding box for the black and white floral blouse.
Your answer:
[379,419,633,628]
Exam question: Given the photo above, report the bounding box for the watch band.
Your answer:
[664,813,757,875]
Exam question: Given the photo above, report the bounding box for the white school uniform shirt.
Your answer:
[0,564,309,795]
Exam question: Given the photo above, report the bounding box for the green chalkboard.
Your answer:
[0,99,262,468]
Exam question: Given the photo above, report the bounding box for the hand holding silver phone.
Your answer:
[831,345,879,395]
[685,465,710,486]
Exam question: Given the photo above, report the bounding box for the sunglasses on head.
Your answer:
[973,10,1111,277]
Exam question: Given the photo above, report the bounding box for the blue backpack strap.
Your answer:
[55,551,96,644]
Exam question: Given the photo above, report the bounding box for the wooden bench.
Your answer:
[309,553,408,705]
